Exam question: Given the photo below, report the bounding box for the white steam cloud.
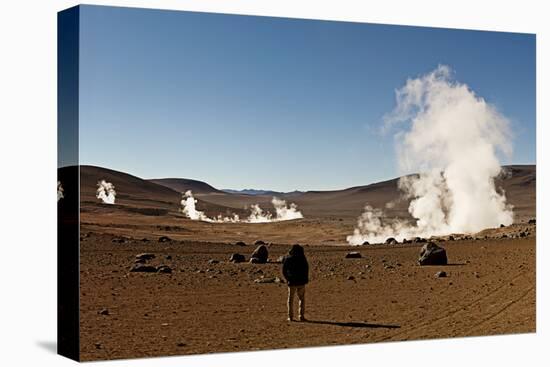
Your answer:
[347,65,514,245]
[96,180,116,205]
[272,197,304,221]
[181,190,211,221]
[181,191,303,223]
[57,181,64,202]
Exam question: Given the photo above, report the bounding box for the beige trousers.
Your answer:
[287,285,306,319]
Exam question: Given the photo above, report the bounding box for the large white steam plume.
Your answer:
[57,181,64,202]
[181,191,303,223]
[347,65,514,245]
[96,180,116,205]
[181,190,210,221]
[247,204,273,223]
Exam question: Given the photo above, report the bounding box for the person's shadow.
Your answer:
[303,320,400,329]
[36,341,57,354]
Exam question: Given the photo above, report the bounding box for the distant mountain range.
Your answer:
[222,189,304,196]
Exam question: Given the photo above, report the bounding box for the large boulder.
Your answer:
[418,242,448,266]
[249,245,268,264]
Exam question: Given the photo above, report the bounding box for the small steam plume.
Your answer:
[181,191,303,223]
[347,65,513,245]
[96,180,116,204]
[57,181,64,202]
[272,197,304,220]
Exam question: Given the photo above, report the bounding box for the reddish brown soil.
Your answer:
[79,231,535,361]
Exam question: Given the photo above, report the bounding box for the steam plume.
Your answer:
[96,180,116,204]
[57,181,64,202]
[247,204,273,223]
[181,190,210,221]
[272,197,304,220]
[347,65,513,245]
[181,191,303,223]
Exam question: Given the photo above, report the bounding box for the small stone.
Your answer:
[158,236,171,242]
[98,308,109,315]
[385,237,398,245]
[135,253,155,261]
[157,265,173,274]
[345,252,362,259]
[130,264,157,273]
[208,259,219,264]
[229,253,246,263]
[347,275,356,280]
[254,277,281,284]
[435,271,447,278]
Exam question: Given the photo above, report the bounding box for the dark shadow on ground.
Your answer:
[36,341,57,354]
[304,320,400,329]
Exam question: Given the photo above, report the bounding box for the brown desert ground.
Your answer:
[70,165,536,361]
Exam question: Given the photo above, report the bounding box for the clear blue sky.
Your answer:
[78,5,536,191]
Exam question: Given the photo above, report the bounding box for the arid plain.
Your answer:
[72,165,535,360]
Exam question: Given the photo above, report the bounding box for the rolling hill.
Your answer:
[69,164,536,222]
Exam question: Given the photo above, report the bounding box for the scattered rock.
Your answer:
[418,242,448,266]
[176,342,186,347]
[250,245,268,264]
[229,253,245,263]
[435,271,447,278]
[130,264,157,273]
[276,255,286,263]
[402,238,412,244]
[448,236,454,241]
[112,237,126,243]
[98,308,109,315]
[345,252,362,259]
[254,240,266,246]
[500,224,505,228]
[135,253,155,261]
[361,241,370,246]
[208,259,220,264]
[235,241,247,246]
[413,237,427,243]
[157,265,173,274]
[254,277,282,284]
[158,236,172,243]
[165,255,172,260]
[141,238,150,242]
[347,275,356,281]
[385,237,398,245]
[528,218,536,225]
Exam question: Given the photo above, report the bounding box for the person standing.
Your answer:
[282,244,309,321]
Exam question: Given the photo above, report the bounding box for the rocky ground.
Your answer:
[79,224,536,361]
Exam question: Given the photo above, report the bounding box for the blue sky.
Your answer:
[78,5,536,191]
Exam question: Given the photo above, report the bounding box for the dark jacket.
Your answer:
[282,245,309,286]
